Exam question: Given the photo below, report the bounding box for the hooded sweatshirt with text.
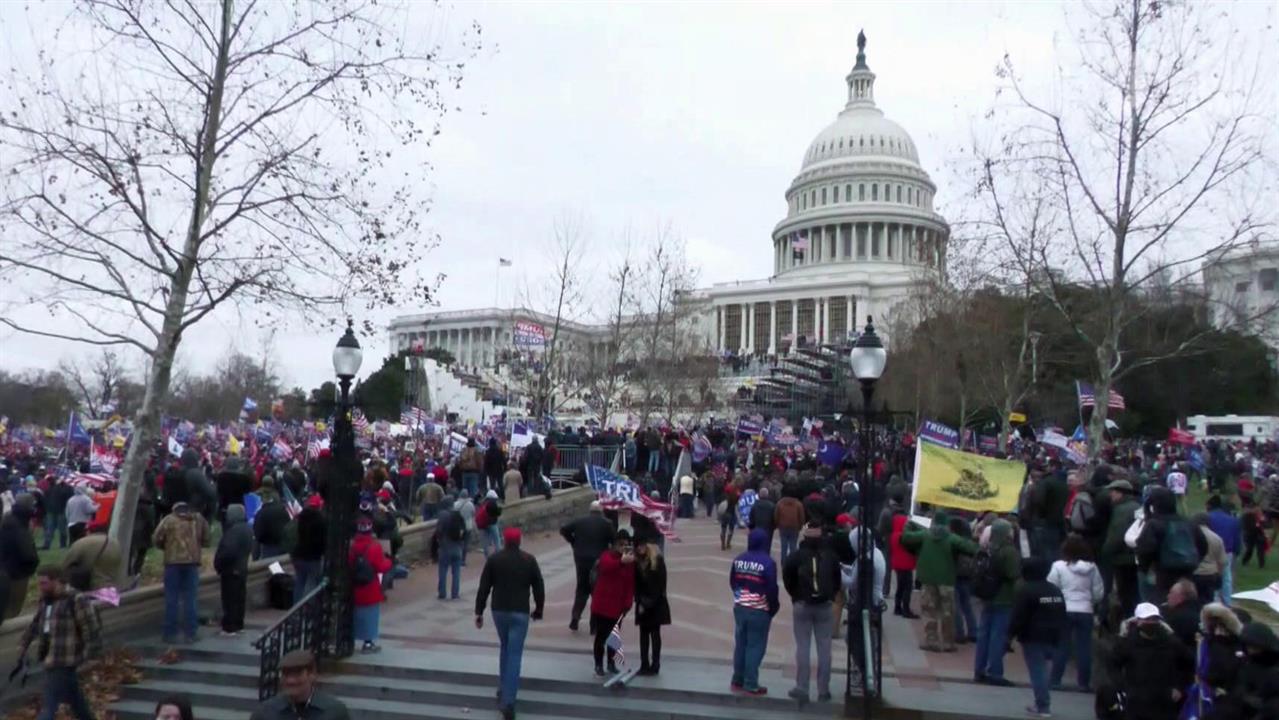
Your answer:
[730,528,779,615]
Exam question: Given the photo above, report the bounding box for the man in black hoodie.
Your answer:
[290,497,327,604]
[1135,486,1207,604]
[560,502,615,632]
[1008,557,1066,718]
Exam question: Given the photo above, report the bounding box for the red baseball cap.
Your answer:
[502,527,522,545]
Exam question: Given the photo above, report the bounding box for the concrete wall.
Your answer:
[0,486,595,703]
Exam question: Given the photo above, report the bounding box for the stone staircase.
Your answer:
[111,639,835,720]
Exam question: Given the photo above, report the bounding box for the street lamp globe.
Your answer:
[850,315,887,382]
[332,320,363,380]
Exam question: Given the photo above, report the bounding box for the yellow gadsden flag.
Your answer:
[911,441,1025,514]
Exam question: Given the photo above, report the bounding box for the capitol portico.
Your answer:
[390,33,947,365]
[700,32,948,355]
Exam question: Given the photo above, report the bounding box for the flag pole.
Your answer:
[494,258,500,308]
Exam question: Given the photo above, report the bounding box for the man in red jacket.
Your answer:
[590,529,636,676]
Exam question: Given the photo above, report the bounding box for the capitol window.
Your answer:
[801,194,807,210]
[845,184,851,202]
[821,187,827,205]
[859,184,865,201]
[1261,268,1278,291]
[896,185,902,203]
[872,185,878,201]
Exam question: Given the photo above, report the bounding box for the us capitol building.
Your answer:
[390,33,948,370]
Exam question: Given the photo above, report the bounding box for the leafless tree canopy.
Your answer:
[0,0,477,577]
[969,0,1275,456]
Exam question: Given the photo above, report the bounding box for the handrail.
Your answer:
[253,577,329,701]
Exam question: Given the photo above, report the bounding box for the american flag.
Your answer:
[400,406,427,430]
[791,232,809,253]
[1076,380,1126,411]
[272,436,293,460]
[605,615,627,668]
[352,409,370,435]
[68,473,115,490]
[280,482,303,520]
[306,437,330,460]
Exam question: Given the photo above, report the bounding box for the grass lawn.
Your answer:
[21,523,221,611]
[1183,480,1278,627]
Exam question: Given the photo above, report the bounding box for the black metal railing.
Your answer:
[253,578,329,700]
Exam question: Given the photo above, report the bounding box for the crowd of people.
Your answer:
[2,423,1278,720]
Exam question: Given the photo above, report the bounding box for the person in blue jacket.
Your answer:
[729,528,780,696]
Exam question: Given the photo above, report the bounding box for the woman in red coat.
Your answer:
[890,514,919,618]
[350,515,393,653]
[590,529,636,675]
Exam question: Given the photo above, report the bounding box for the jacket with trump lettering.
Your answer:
[730,528,779,615]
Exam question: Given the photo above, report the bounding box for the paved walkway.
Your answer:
[243,513,1092,718]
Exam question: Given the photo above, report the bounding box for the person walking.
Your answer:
[458,438,484,499]
[888,513,918,618]
[1009,557,1067,718]
[350,515,393,653]
[774,493,806,565]
[477,490,504,558]
[1204,495,1242,605]
[719,481,740,551]
[974,518,1022,686]
[454,493,477,566]
[65,487,98,545]
[253,479,290,560]
[151,500,210,644]
[899,510,978,652]
[747,487,777,555]
[249,649,351,720]
[502,461,523,505]
[1101,479,1141,621]
[1045,533,1103,691]
[213,503,253,636]
[475,527,545,720]
[436,495,466,601]
[1,493,39,621]
[590,530,636,676]
[291,495,327,604]
[559,501,615,632]
[484,438,507,495]
[730,528,779,696]
[782,522,841,704]
[1136,486,1206,604]
[634,539,670,676]
[42,478,73,550]
[17,566,102,720]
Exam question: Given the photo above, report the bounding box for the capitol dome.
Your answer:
[770,31,948,282]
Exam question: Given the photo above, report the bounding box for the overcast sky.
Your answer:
[2,0,1274,391]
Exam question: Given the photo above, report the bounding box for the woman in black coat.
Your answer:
[634,540,671,675]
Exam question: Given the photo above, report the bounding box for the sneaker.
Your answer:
[637,665,657,676]
[787,688,809,704]
[361,642,382,654]
[743,686,768,696]
[219,630,238,637]
[730,681,744,692]
[817,692,832,702]
[1025,706,1052,718]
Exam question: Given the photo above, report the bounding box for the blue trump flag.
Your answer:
[66,412,91,445]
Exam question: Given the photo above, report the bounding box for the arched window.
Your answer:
[845,184,851,202]
[896,185,902,203]
[872,184,878,201]
[821,187,827,205]
[859,184,865,201]
[859,136,864,148]
[801,193,807,210]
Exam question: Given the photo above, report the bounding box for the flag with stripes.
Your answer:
[307,437,330,460]
[605,614,627,669]
[352,409,370,435]
[272,436,293,461]
[280,482,303,520]
[1076,380,1125,411]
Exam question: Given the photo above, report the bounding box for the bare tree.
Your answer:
[516,214,591,421]
[59,349,130,418]
[0,0,476,578]
[583,242,637,426]
[976,0,1275,458]
[631,225,700,425]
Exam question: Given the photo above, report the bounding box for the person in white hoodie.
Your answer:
[1046,533,1104,690]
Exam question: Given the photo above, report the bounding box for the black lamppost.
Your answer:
[848,316,886,717]
[324,320,363,659]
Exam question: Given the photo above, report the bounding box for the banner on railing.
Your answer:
[586,465,678,539]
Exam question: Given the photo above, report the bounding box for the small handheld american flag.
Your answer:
[605,613,627,669]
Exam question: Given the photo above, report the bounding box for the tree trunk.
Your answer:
[105,0,233,582]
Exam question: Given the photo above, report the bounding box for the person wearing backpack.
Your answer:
[1101,480,1141,623]
[350,514,393,654]
[213,504,254,636]
[1046,533,1104,691]
[436,494,466,601]
[974,518,1023,686]
[782,522,842,704]
[1135,487,1206,605]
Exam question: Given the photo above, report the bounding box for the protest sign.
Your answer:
[513,320,546,349]
[918,419,959,449]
